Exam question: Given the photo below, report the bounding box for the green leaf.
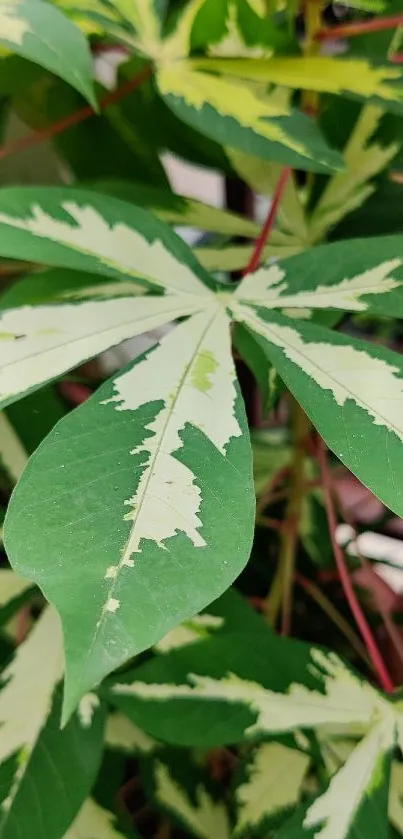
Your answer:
[87,179,261,238]
[234,235,403,317]
[0,269,205,410]
[197,56,403,117]
[0,607,105,839]
[231,303,403,518]
[105,712,157,755]
[5,305,255,722]
[0,188,214,295]
[64,798,128,839]
[234,742,310,836]
[157,63,344,174]
[0,0,96,106]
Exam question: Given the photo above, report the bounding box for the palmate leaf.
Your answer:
[5,302,254,722]
[0,607,105,839]
[0,0,96,106]
[198,55,403,117]
[110,640,401,839]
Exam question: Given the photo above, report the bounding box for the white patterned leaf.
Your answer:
[5,304,255,721]
[0,413,27,482]
[235,236,403,317]
[0,607,104,839]
[0,188,214,297]
[231,301,403,518]
[234,742,310,836]
[64,799,126,839]
[0,286,206,410]
[148,756,230,839]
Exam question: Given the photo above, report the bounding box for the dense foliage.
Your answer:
[1,0,403,836]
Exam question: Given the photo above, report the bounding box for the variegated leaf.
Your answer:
[0,268,206,410]
[143,751,230,839]
[235,236,403,317]
[308,105,400,243]
[0,569,31,611]
[0,413,27,483]
[278,721,394,839]
[87,179,261,238]
[5,305,254,721]
[197,56,403,116]
[234,742,310,836]
[0,607,105,839]
[105,712,157,755]
[0,188,214,297]
[110,647,388,742]
[0,0,95,106]
[230,302,403,518]
[156,62,343,174]
[196,241,303,272]
[64,798,127,839]
[390,762,403,835]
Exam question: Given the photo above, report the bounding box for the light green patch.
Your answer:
[191,349,219,393]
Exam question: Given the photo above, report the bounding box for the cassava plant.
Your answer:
[1,0,403,836]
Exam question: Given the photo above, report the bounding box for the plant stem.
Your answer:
[243,166,291,275]
[317,436,394,693]
[317,14,403,41]
[265,400,310,633]
[295,573,369,665]
[0,66,152,162]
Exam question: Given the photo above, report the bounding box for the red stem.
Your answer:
[243,166,291,276]
[0,66,152,162]
[317,14,403,41]
[391,53,403,64]
[317,436,394,693]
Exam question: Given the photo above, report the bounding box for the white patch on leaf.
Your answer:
[0,4,30,46]
[106,598,120,613]
[234,303,403,443]
[102,304,240,564]
[155,614,224,652]
[113,649,386,737]
[154,761,230,839]
[105,713,157,754]
[0,606,63,810]
[304,716,395,839]
[64,798,125,839]
[78,693,100,727]
[0,295,205,407]
[0,568,31,608]
[0,412,28,482]
[236,259,401,311]
[0,202,212,297]
[235,742,310,835]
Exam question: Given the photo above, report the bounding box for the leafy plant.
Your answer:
[0,0,403,836]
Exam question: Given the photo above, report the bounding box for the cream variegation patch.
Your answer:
[105,713,157,754]
[0,294,205,408]
[78,693,100,727]
[0,201,212,297]
[304,716,396,839]
[0,4,30,46]
[235,742,309,834]
[236,259,401,311]
[154,761,230,839]
[233,303,403,443]
[0,411,28,482]
[102,304,240,576]
[0,568,31,609]
[113,649,385,737]
[0,606,63,815]
[155,614,224,652]
[64,798,125,839]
